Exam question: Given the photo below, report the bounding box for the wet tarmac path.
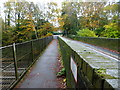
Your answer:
[16,39,59,88]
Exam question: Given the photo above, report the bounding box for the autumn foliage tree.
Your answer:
[2,0,57,46]
[37,22,55,37]
[60,1,119,38]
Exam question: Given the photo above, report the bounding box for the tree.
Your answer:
[61,2,79,35]
[60,1,119,38]
[17,17,35,42]
[78,2,107,31]
[2,0,47,46]
[0,17,4,46]
[103,2,119,23]
[43,2,60,25]
[37,22,55,37]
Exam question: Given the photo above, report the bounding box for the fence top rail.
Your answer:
[0,44,13,49]
[0,36,53,50]
[69,36,120,40]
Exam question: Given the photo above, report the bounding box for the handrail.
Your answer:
[1,36,53,89]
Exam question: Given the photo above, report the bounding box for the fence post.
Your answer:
[13,43,18,80]
[39,39,41,53]
[31,41,34,62]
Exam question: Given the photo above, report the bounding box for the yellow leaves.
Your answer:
[26,28,32,31]
[57,17,63,20]
[39,28,45,32]
[17,19,35,40]
[77,28,97,37]
[102,23,120,38]
[63,14,68,19]
[41,22,50,28]
[20,25,26,29]
[58,16,66,29]
[40,22,54,32]
[63,79,66,82]
[59,21,64,27]
[8,0,16,2]
[25,21,32,24]
[46,33,53,37]
[48,2,58,6]
[89,20,99,28]
[51,18,58,22]
[104,23,117,29]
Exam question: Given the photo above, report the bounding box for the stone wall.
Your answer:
[58,36,119,89]
[68,36,120,52]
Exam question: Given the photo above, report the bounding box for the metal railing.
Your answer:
[0,36,53,89]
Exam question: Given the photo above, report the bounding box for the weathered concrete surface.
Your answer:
[58,36,120,89]
[16,39,59,88]
[60,37,119,66]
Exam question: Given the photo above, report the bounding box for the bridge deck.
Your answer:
[13,36,119,89]
[15,39,59,88]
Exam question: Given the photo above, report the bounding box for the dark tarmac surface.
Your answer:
[16,39,59,88]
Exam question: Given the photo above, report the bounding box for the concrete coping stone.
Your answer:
[105,79,120,89]
[59,36,120,88]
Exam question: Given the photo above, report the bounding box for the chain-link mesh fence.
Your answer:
[1,45,16,89]
[0,36,53,89]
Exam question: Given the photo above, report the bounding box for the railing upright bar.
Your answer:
[13,43,18,80]
[39,39,41,53]
[31,41,34,61]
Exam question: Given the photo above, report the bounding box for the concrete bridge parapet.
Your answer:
[58,36,120,89]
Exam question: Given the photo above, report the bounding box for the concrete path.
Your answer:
[16,39,59,88]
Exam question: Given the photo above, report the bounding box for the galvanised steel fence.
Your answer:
[68,36,120,52]
[0,36,53,89]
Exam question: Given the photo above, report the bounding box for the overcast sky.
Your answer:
[0,0,64,8]
[0,0,64,22]
[0,0,119,19]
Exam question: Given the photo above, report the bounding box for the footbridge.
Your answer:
[0,35,120,89]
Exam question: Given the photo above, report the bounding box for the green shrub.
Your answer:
[77,28,97,37]
[101,23,120,38]
[57,68,66,77]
